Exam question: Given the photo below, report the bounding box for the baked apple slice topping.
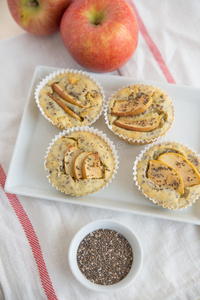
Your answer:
[64,148,102,180]
[47,92,82,121]
[52,83,86,108]
[64,146,82,176]
[68,73,80,85]
[113,113,162,132]
[82,152,102,179]
[73,151,92,180]
[158,153,200,187]
[111,93,152,117]
[147,160,184,195]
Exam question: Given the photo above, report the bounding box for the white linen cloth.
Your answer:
[0,0,200,299]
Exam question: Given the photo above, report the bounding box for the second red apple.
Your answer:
[7,0,73,36]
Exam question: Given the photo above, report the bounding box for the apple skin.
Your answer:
[7,0,73,36]
[60,0,138,72]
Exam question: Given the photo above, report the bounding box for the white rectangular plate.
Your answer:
[5,66,200,225]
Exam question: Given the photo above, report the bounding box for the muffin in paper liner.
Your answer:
[35,69,105,129]
[104,83,174,145]
[133,141,200,210]
[45,126,119,197]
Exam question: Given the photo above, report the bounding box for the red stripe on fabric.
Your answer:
[0,164,58,300]
[126,0,176,84]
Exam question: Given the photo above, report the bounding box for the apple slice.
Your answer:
[86,92,98,101]
[158,153,200,187]
[111,93,152,116]
[68,73,80,85]
[82,152,102,179]
[147,160,184,194]
[47,92,82,121]
[113,114,162,132]
[64,146,82,177]
[73,151,92,180]
[52,83,86,108]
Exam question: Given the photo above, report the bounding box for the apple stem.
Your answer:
[95,19,101,25]
[27,0,38,7]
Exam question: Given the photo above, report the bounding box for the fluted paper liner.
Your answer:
[35,69,106,129]
[133,140,200,210]
[45,126,119,197]
[104,83,174,145]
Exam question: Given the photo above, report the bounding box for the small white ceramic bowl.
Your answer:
[68,219,143,292]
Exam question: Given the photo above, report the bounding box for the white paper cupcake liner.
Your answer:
[45,125,119,197]
[104,83,174,145]
[35,68,106,129]
[133,140,200,210]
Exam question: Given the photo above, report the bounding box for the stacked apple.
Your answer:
[112,93,162,132]
[64,146,102,180]
[7,0,138,72]
[148,153,200,195]
[7,0,73,36]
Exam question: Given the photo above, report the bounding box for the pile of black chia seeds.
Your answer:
[77,228,133,285]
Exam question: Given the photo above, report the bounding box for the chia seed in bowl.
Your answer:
[68,219,143,292]
[77,228,133,285]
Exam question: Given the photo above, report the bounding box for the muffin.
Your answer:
[35,69,105,129]
[45,126,119,196]
[105,83,174,144]
[133,141,200,209]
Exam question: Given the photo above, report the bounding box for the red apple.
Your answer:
[7,0,73,36]
[60,0,138,72]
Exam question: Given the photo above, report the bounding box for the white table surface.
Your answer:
[0,1,24,40]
